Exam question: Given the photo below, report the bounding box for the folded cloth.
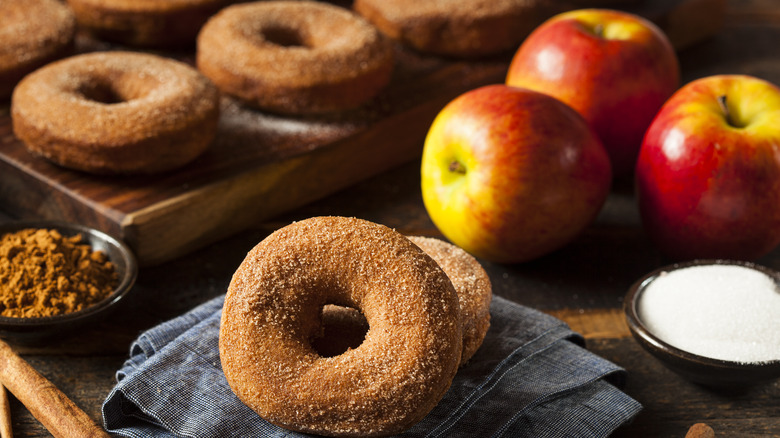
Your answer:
[102,295,642,437]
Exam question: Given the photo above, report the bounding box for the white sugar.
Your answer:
[638,264,780,364]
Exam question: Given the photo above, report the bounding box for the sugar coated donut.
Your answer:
[0,0,76,99]
[315,236,492,366]
[11,51,220,175]
[408,236,491,364]
[197,1,395,115]
[66,0,237,48]
[220,217,462,437]
[353,0,553,58]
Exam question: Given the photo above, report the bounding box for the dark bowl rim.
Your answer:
[624,258,780,371]
[0,220,138,328]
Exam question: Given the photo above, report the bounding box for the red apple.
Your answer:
[636,74,780,261]
[506,8,679,177]
[420,84,612,264]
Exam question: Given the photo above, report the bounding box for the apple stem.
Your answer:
[449,161,467,175]
[594,23,604,37]
[718,95,736,127]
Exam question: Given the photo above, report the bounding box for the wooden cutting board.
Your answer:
[0,0,725,266]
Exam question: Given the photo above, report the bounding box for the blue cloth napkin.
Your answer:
[102,295,642,437]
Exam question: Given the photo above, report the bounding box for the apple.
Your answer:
[420,84,612,264]
[506,8,679,177]
[636,74,780,261]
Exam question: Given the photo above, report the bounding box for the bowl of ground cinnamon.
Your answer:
[0,220,137,342]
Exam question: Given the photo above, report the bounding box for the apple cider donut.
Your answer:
[197,1,395,115]
[11,51,220,174]
[0,0,76,99]
[409,236,491,364]
[315,236,492,366]
[220,217,462,437]
[353,0,552,58]
[66,0,237,48]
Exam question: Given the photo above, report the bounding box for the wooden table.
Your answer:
[1,0,779,436]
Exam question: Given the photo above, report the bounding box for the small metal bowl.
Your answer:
[625,259,780,388]
[0,220,138,343]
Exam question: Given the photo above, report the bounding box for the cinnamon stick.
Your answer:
[686,423,716,438]
[0,384,11,438]
[0,338,108,438]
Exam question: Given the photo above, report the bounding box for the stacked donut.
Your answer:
[12,51,221,174]
[66,0,238,49]
[353,0,555,58]
[4,0,553,175]
[6,1,398,174]
[221,217,492,436]
[0,0,76,100]
[6,0,226,175]
[196,1,395,115]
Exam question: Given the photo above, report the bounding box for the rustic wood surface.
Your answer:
[0,0,724,267]
[1,0,779,436]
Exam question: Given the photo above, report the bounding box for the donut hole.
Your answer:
[74,74,158,105]
[311,305,369,358]
[261,25,310,48]
[76,80,126,104]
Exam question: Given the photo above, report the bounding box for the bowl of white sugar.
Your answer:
[624,260,780,387]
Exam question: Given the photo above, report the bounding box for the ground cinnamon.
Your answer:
[0,228,118,318]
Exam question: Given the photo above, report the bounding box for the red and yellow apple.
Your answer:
[636,74,780,261]
[506,8,679,177]
[420,84,612,264]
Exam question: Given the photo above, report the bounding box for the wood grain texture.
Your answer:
[596,338,780,438]
[548,308,632,339]
[0,0,724,266]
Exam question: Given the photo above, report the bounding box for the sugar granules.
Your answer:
[638,264,780,364]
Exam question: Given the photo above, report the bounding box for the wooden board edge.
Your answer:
[120,96,459,266]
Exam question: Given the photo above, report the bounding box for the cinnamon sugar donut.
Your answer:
[220,217,462,437]
[316,236,492,366]
[353,0,560,58]
[0,0,76,99]
[409,236,491,364]
[11,51,220,174]
[66,0,237,48]
[196,1,395,115]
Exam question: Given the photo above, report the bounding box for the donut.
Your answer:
[220,217,462,437]
[408,236,491,364]
[66,0,237,48]
[314,236,492,366]
[0,0,76,100]
[353,0,558,58]
[11,51,220,175]
[196,1,395,115]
